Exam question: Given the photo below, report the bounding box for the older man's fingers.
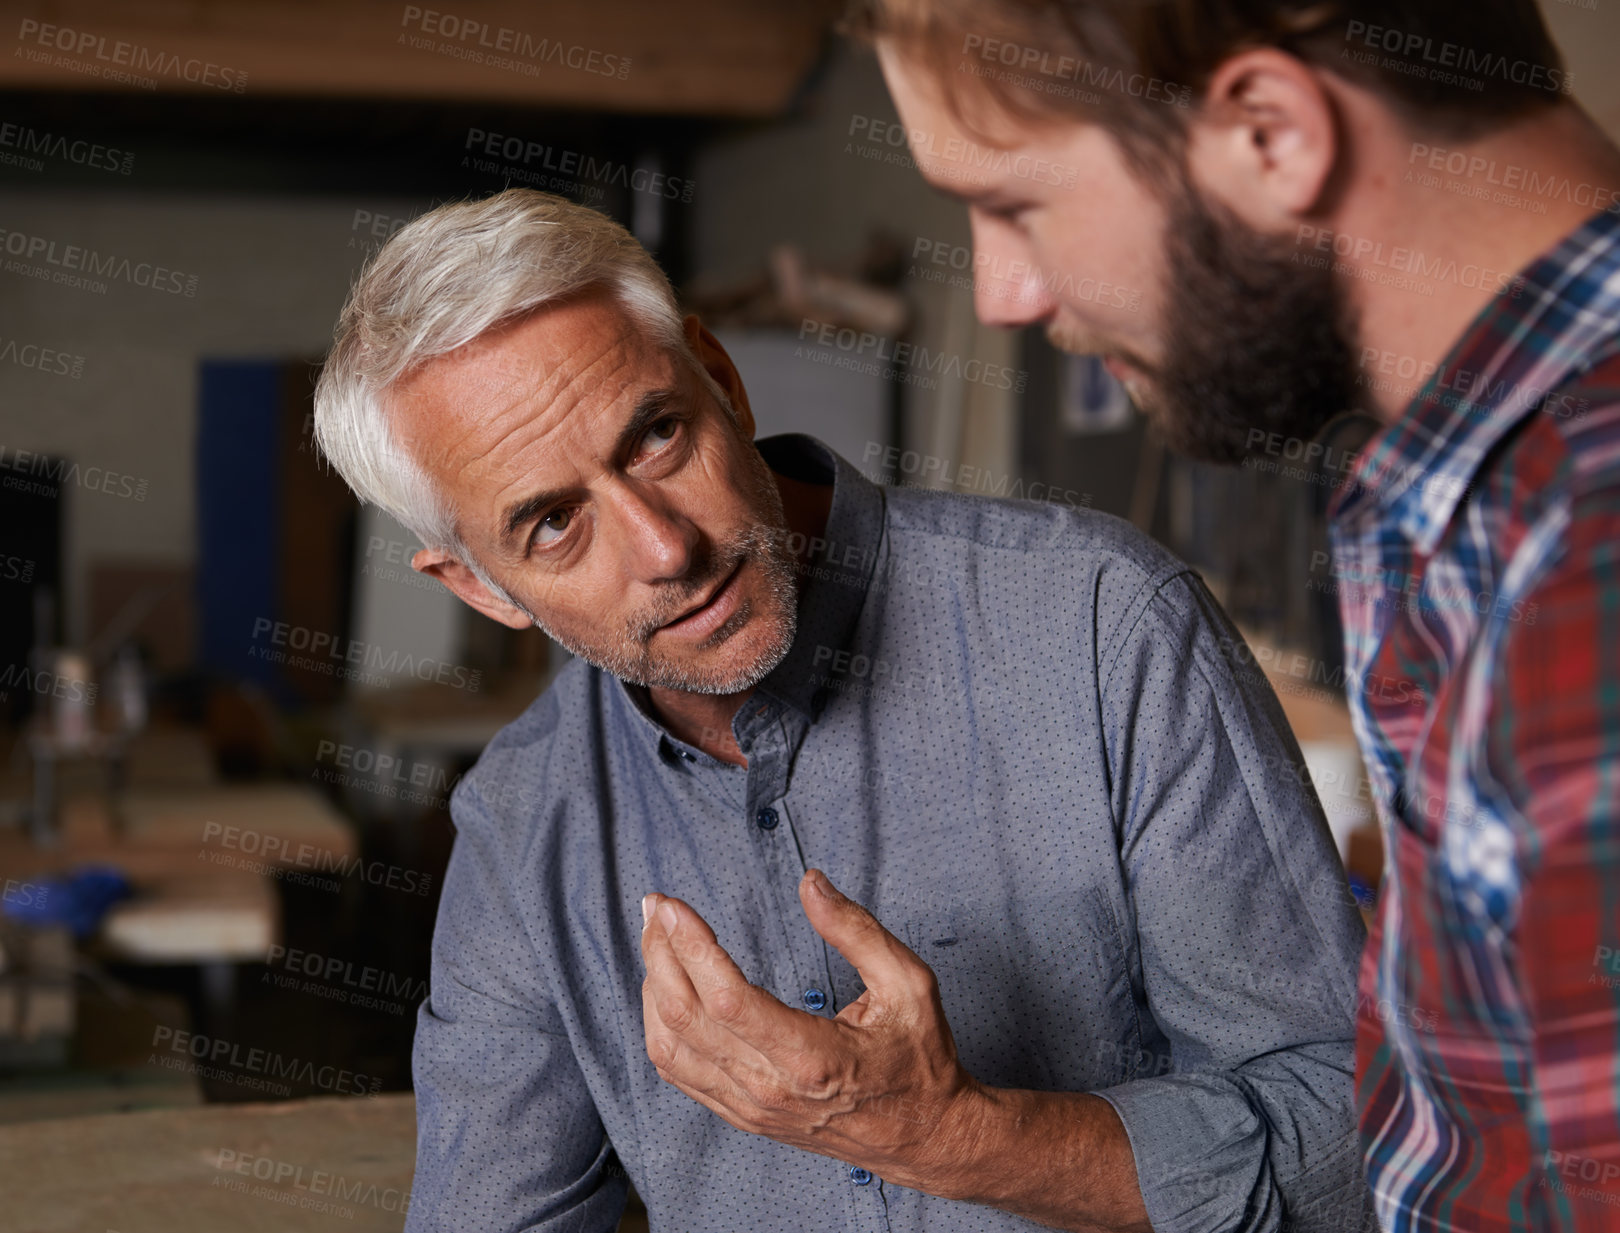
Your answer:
[641,897,776,1083]
[654,1055,784,1136]
[653,894,822,1063]
[798,870,936,1008]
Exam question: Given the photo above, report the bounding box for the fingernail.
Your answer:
[809,869,831,895]
[641,893,655,925]
[657,900,678,933]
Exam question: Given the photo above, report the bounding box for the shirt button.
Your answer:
[850,1166,873,1186]
[681,751,695,762]
[802,987,826,1011]
[755,807,779,831]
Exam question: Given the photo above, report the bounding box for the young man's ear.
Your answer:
[412,549,534,630]
[683,314,757,439]
[1185,47,1340,228]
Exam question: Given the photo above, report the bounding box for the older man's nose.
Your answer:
[614,484,701,583]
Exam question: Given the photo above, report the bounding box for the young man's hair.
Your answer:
[848,0,1568,180]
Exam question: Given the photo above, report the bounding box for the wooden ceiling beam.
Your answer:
[2,0,839,115]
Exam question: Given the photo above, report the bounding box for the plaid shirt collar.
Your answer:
[1331,208,1620,556]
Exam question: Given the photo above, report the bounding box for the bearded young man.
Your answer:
[858,1,1620,1229]
[314,189,1370,1232]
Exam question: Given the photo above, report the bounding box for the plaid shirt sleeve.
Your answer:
[1486,477,1620,1223]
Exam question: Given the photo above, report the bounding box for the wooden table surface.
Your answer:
[0,783,357,884]
[0,1094,417,1233]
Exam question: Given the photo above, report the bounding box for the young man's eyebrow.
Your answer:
[497,386,678,547]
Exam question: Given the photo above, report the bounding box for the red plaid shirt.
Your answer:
[1329,208,1620,1231]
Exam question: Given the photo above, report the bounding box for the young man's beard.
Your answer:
[1108,178,1365,465]
[510,445,801,696]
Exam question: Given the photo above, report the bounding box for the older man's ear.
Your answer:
[412,549,536,630]
[682,314,756,440]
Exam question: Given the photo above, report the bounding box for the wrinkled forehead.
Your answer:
[391,291,683,466]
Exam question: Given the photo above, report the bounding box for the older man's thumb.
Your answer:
[800,869,923,996]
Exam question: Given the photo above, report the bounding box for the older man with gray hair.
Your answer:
[314,187,1369,1233]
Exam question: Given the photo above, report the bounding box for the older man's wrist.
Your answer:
[911,1078,1024,1204]
[908,1082,1151,1232]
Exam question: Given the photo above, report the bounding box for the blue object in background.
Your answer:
[2,865,133,938]
[196,360,283,697]
[1348,873,1377,911]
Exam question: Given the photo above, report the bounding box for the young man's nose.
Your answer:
[969,212,1057,328]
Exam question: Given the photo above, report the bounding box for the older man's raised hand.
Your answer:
[639,869,986,1194]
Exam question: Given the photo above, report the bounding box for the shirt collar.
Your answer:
[612,433,885,758]
[1332,207,1620,555]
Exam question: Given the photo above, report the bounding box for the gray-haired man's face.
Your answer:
[393,290,799,695]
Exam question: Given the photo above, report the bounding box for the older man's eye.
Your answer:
[641,417,679,451]
[534,508,573,546]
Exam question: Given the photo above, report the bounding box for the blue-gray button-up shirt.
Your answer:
[409,435,1370,1233]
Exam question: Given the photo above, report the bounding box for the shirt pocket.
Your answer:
[885,885,1137,1092]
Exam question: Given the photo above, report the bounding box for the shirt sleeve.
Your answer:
[1484,490,1620,1223]
[1092,570,1372,1233]
[407,784,628,1233]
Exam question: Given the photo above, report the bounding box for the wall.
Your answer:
[0,191,426,644]
[690,43,1022,494]
[3,0,1616,647]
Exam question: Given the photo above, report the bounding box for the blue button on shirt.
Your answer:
[408,435,1370,1233]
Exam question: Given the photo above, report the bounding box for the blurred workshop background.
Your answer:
[1,2,1617,1229]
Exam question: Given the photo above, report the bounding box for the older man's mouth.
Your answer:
[657,561,746,643]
